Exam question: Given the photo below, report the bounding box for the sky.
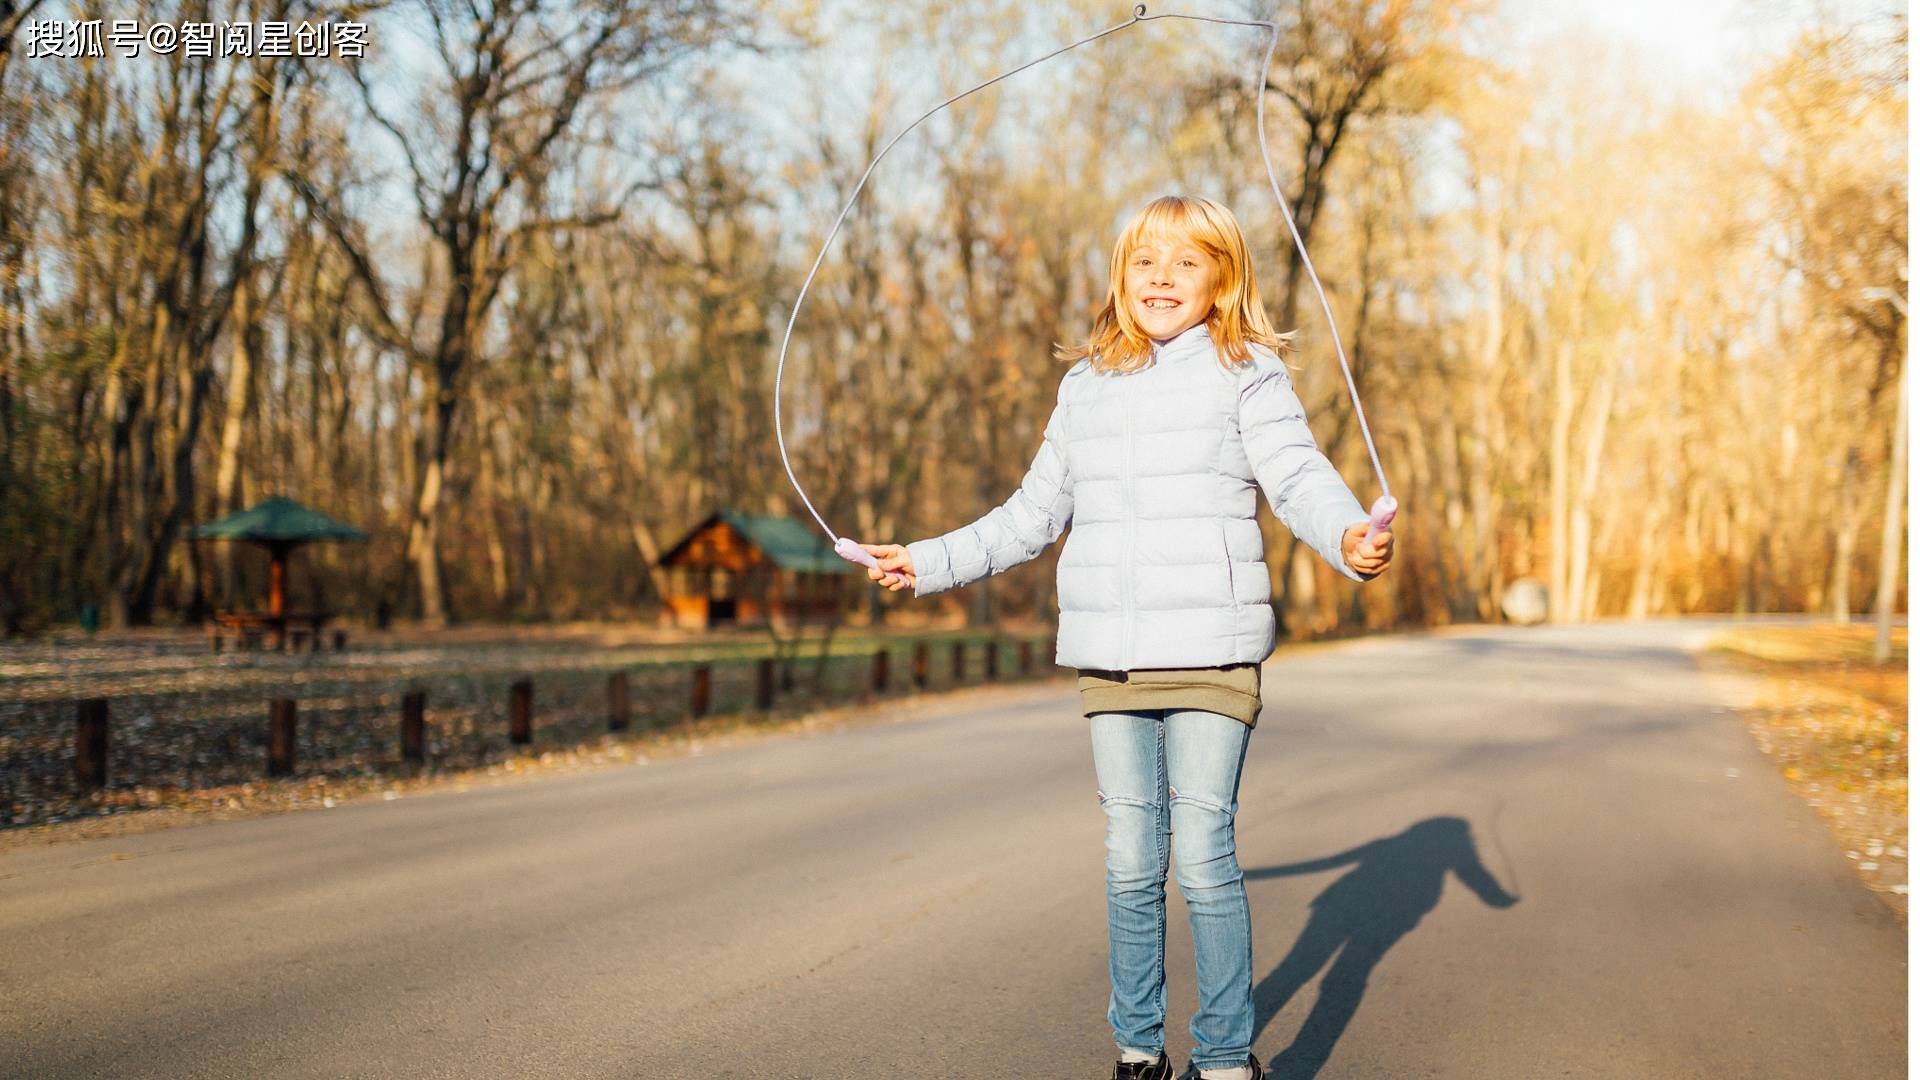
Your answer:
[1519,0,1758,80]
[1506,0,1898,104]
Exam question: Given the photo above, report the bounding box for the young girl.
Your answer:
[860,194,1393,1080]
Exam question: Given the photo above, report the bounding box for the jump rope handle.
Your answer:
[835,537,909,587]
[1363,494,1398,547]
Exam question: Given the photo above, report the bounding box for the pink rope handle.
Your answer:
[835,538,908,588]
[1364,495,1398,546]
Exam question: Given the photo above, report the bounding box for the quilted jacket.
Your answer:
[904,321,1376,671]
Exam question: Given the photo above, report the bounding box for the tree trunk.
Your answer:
[1467,149,1514,621]
[212,270,258,603]
[1829,451,1860,621]
[1548,339,1572,622]
[476,405,511,610]
[404,384,454,625]
[1874,342,1907,662]
[1568,363,1616,622]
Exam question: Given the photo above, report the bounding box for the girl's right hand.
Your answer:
[860,543,917,592]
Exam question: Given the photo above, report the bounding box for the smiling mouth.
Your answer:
[1141,298,1181,311]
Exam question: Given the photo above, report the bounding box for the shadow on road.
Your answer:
[1247,816,1519,1078]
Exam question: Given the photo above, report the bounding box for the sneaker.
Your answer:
[1112,1051,1172,1080]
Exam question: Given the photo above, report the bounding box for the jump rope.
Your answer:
[773,4,1398,589]
[764,6,1525,900]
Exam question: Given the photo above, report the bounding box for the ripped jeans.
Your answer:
[1091,708,1254,1071]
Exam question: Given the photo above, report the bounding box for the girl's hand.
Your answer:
[860,543,917,592]
[1341,522,1394,577]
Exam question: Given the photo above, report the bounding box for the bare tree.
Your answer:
[289,0,746,623]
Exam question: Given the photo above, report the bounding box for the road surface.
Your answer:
[0,619,1906,1078]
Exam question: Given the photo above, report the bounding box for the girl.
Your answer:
[860,194,1393,1080]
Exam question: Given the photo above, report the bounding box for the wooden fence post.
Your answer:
[268,698,297,777]
[608,671,630,732]
[912,642,929,689]
[1019,640,1033,675]
[510,679,533,745]
[691,665,711,718]
[401,690,426,765]
[74,698,108,792]
[951,641,966,681]
[872,649,889,692]
[984,640,998,681]
[757,659,775,709]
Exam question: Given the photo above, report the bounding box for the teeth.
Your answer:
[1144,299,1178,309]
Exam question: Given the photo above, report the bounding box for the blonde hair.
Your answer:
[1055,194,1295,375]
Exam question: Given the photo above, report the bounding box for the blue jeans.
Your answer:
[1090,708,1254,1070]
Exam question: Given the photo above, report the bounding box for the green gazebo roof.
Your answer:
[189,496,370,543]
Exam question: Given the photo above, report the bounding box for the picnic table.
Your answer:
[208,610,345,653]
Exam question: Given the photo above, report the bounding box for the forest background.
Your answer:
[0,0,1906,639]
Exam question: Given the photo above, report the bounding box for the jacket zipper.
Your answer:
[1121,370,1136,669]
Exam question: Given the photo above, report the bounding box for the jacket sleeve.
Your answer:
[1239,350,1376,583]
[904,398,1073,598]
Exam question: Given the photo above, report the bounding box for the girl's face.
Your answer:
[1123,238,1221,343]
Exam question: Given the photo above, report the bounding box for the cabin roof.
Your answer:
[658,509,855,574]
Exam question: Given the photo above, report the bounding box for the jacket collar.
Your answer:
[1089,321,1212,375]
[1150,320,1212,359]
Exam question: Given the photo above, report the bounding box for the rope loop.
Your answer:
[774,6,1391,558]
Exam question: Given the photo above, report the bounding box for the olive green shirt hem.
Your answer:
[1076,663,1263,729]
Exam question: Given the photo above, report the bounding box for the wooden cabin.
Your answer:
[655,509,856,630]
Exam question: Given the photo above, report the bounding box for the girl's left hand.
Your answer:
[1341,522,1394,577]
[859,543,917,592]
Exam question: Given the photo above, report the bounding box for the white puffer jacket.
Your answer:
[905,321,1376,670]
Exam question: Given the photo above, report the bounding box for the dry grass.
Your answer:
[1702,623,1907,922]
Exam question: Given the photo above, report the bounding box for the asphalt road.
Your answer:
[0,619,1906,1079]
